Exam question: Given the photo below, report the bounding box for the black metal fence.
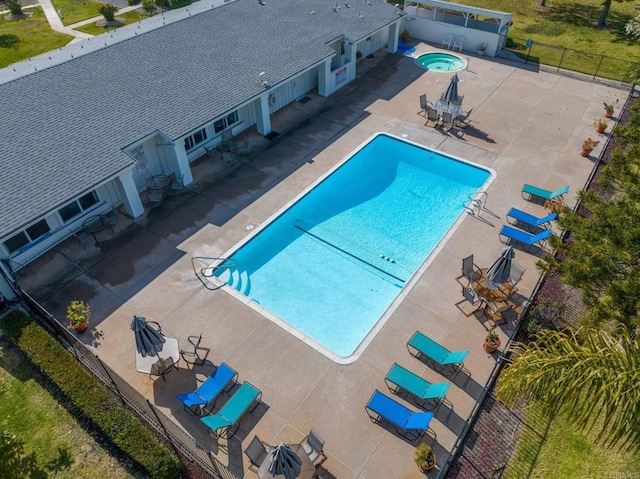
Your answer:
[504,37,639,88]
[19,290,238,479]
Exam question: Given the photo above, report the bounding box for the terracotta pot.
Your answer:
[483,338,500,353]
[580,149,592,158]
[596,125,606,134]
[73,322,88,333]
[604,110,613,118]
[418,455,436,473]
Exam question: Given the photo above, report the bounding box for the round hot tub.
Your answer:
[416,52,467,72]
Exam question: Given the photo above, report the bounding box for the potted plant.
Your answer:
[66,300,90,333]
[483,330,501,353]
[581,137,600,157]
[414,443,436,473]
[400,28,410,43]
[476,42,488,56]
[593,118,608,134]
[603,101,615,118]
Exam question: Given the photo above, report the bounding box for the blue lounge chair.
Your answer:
[385,363,450,408]
[407,331,469,372]
[506,207,557,230]
[499,224,552,251]
[176,363,237,416]
[521,184,569,203]
[201,381,261,437]
[365,390,434,440]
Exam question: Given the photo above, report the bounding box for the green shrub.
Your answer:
[167,0,191,9]
[6,0,23,15]
[0,310,182,479]
[523,297,566,337]
[98,3,118,21]
[127,0,141,5]
[142,0,156,14]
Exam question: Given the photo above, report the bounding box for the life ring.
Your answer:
[268,93,277,106]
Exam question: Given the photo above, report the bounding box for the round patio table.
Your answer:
[257,443,315,479]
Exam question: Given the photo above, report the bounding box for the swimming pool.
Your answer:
[416,52,467,72]
[214,134,492,362]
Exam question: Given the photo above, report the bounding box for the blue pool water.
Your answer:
[215,134,491,360]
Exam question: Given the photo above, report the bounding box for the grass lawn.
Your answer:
[75,10,148,36]
[51,0,105,26]
[448,0,639,59]
[0,8,72,69]
[0,339,137,479]
[504,402,640,478]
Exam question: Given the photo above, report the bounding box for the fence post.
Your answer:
[95,355,126,405]
[557,46,567,72]
[593,55,605,81]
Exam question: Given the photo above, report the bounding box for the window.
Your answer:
[184,128,208,151]
[3,219,51,254]
[213,111,239,134]
[58,192,99,222]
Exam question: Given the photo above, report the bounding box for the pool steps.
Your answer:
[217,267,250,294]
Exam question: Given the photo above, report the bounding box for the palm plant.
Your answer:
[496,326,640,453]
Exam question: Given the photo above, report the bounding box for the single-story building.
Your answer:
[0,0,404,292]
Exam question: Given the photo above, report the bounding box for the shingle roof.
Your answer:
[0,0,399,238]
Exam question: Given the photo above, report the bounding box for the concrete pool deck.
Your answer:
[16,43,628,478]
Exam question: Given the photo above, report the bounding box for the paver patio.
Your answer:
[16,43,628,478]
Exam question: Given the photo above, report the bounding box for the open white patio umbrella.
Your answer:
[440,73,460,104]
[130,315,165,358]
[267,443,302,479]
[485,246,515,290]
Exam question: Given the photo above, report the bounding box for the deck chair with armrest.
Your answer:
[244,435,269,472]
[441,32,455,49]
[419,94,430,116]
[365,390,434,441]
[456,254,480,286]
[201,381,261,438]
[499,225,552,251]
[455,107,473,129]
[407,331,469,372]
[385,363,450,408]
[521,184,569,203]
[506,207,557,231]
[180,333,210,367]
[176,363,237,415]
[425,107,440,126]
[498,262,526,299]
[452,35,465,52]
[301,429,328,466]
[441,111,455,131]
[455,286,484,316]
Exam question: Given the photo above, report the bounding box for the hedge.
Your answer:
[0,310,182,479]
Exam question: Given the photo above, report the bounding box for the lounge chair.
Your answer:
[365,390,434,440]
[201,381,261,437]
[456,254,481,286]
[521,184,569,203]
[407,331,469,371]
[452,35,465,52]
[442,33,455,49]
[385,363,450,408]
[499,224,552,251]
[176,363,237,415]
[506,207,557,230]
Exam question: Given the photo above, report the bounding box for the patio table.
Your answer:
[433,99,463,117]
[257,443,315,479]
[135,336,180,375]
[82,214,114,244]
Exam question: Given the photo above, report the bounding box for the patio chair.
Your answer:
[451,95,464,106]
[455,286,484,316]
[176,363,237,415]
[365,390,434,440]
[222,129,234,141]
[419,94,429,116]
[244,435,269,472]
[204,145,218,159]
[385,363,450,408]
[455,107,473,129]
[456,254,481,286]
[484,301,511,326]
[521,183,569,203]
[441,111,455,131]
[425,107,440,126]
[301,428,328,466]
[201,381,261,437]
[149,356,177,381]
[500,262,526,299]
[499,224,552,251]
[452,35,465,52]
[102,205,121,231]
[236,137,250,157]
[169,175,185,196]
[180,333,210,367]
[148,320,163,335]
[407,331,469,371]
[506,207,557,230]
[441,32,455,49]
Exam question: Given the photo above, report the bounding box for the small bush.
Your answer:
[98,3,118,21]
[167,0,191,9]
[127,0,141,5]
[0,310,182,479]
[6,0,23,15]
[523,298,566,337]
[142,0,156,14]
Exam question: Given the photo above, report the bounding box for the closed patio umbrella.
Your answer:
[485,246,515,290]
[267,443,302,479]
[440,73,460,104]
[130,315,165,358]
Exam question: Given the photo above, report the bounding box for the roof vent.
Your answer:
[258,0,266,4]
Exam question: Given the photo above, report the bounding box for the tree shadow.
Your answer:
[0,34,20,49]
[0,430,72,478]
